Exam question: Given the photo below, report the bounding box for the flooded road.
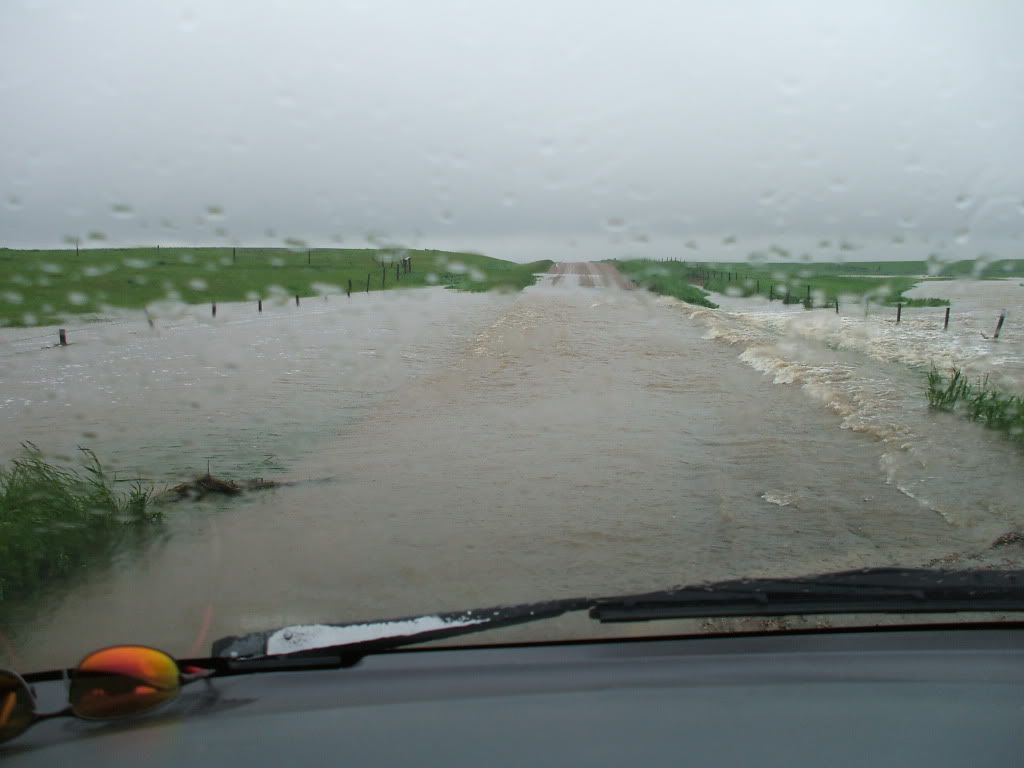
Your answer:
[2,264,1022,668]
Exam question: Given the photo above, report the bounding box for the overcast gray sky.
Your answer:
[1,0,1022,260]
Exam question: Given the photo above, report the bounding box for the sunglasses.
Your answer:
[0,645,213,745]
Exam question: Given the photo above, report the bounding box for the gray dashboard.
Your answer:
[4,626,1022,767]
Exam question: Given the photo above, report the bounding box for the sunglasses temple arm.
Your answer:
[179,668,216,687]
[32,706,73,724]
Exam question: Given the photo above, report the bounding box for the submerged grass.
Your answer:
[612,259,953,309]
[927,368,1024,446]
[896,297,950,307]
[654,261,949,308]
[0,445,160,602]
[0,247,553,327]
[678,257,1024,279]
[666,257,1024,307]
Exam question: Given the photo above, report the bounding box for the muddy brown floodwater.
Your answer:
[2,263,1022,669]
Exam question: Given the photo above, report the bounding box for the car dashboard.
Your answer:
[4,624,1022,767]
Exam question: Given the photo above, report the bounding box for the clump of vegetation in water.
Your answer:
[0,444,159,602]
[927,368,1024,445]
[894,297,949,308]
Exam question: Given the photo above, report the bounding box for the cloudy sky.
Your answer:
[2,0,1022,260]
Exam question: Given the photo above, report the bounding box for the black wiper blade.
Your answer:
[212,596,590,660]
[590,568,1024,622]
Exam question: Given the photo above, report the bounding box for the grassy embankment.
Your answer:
[0,247,553,327]
[614,260,720,308]
[927,368,1023,447]
[0,445,160,604]
[615,258,1024,310]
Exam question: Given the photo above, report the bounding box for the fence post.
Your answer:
[347,279,352,297]
[232,247,236,264]
[58,328,67,346]
[896,304,902,324]
[408,256,412,273]
[806,284,811,302]
[396,263,400,281]
[993,310,1006,339]
[366,274,371,293]
[258,298,262,313]
[382,266,386,287]
[835,298,839,314]
[295,295,300,307]
[212,302,217,317]
[768,284,773,300]
[307,250,311,265]
[944,306,950,330]
[756,280,760,294]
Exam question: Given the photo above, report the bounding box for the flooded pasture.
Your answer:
[2,265,1022,669]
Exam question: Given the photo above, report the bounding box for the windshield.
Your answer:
[1,1,1022,670]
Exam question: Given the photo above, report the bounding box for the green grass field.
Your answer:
[611,259,998,309]
[0,247,553,327]
[614,260,719,308]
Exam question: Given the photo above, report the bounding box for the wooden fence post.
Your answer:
[944,306,950,330]
[58,328,67,346]
[258,299,262,313]
[993,310,1006,339]
[366,274,371,293]
[347,279,352,297]
[212,302,217,317]
[295,295,300,307]
[896,304,902,324]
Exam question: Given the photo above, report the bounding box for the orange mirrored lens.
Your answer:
[0,671,35,744]
[70,646,180,720]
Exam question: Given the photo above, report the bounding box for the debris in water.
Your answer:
[991,531,1024,549]
[168,474,279,501]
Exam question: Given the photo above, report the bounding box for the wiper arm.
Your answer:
[212,597,590,660]
[590,568,1024,622]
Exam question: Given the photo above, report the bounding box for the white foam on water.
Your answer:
[676,281,1024,530]
[761,491,793,507]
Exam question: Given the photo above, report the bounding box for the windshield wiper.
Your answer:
[589,568,1024,622]
[211,568,1024,661]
